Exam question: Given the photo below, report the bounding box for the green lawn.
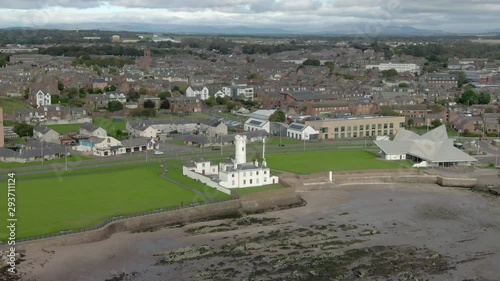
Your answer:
[47,124,81,134]
[93,117,126,135]
[232,184,284,195]
[165,164,232,200]
[0,98,30,116]
[0,164,208,240]
[266,150,408,174]
[263,138,301,145]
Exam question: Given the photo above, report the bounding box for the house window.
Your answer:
[378,124,382,129]
[243,180,246,184]
[250,179,253,184]
[264,171,267,174]
[256,179,259,184]
[256,171,259,175]
[341,126,345,132]
[232,180,235,185]
[384,123,388,129]
[232,174,235,177]
[371,124,376,129]
[390,123,394,129]
[334,127,339,132]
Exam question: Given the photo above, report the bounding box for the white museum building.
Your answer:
[183,135,279,191]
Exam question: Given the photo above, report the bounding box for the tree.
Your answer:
[104,85,110,92]
[398,82,409,88]
[13,122,34,137]
[139,86,147,95]
[160,99,170,110]
[302,58,321,66]
[205,96,216,107]
[158,91,171,100]
[431,119,442,128]
[67,87,78,99]
[57,81,64,92]
[408,118,415,128]
[216,96,227,105]
[450,71,468,88]
[127,89,140,102]
[478,92,491,104]
[107,101,123,112]
[143,100,156,109]
[269,110,286,122]
[380,69,398,81]
[110,85,117,91]
[78,88,86,98]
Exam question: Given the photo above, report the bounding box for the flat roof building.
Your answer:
[306,116,406,140]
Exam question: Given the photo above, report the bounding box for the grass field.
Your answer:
[93,117,127,135]
[0,98,30,116]
[165,164,232,200]
[266,150,408,174]
[0,164,208,240]
[47,123,81,134]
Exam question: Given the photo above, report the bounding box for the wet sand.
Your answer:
[16,183,500,281]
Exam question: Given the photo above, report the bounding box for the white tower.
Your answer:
[234,135,247,165]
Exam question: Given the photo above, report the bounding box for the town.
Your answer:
[0,28,499,281]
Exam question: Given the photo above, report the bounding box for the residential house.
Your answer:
[0,148,16,162]
[86,92,127,110]
[79,122,107,138]
[427,73,459,88]
[139,95,161,109]
[186,86,210,100]
[168,97,202,113]
[14,105,87,123]
[29,89,51,108]
[92,78,108,89]
[222,86,254,100]
[33,125,61,144]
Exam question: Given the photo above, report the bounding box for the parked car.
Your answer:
[154,151,164,155]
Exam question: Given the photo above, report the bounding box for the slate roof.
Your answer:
[0,148,16,158]
[80,122,100,133]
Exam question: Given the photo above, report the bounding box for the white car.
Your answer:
[154,151,164,155]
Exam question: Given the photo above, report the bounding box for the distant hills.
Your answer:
[0,23,456,36]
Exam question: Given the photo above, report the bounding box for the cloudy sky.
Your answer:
[0,0,499,33]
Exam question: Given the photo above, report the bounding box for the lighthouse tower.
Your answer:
[234,135,247,165]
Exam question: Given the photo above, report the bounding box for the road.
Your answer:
[0,139,378,177]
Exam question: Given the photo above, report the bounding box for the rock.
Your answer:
[359,230,373,236]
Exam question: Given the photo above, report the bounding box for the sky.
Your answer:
[0,0,499,33]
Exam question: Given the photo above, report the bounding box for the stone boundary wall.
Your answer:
[5,188,301,250]
[282,169,474,192]
[183,168,232,195]
[437,176,477,188]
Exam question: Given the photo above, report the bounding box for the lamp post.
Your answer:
[65,145,68,171]
[41,140,44,165]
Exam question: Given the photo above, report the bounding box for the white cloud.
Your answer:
[0,0,498,32]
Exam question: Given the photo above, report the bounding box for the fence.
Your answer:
[0,197,239,246]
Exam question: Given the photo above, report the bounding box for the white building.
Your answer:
[244,118,270,133]
[34,90,51,108]
[183,135,279,190]
[365,62,419,73]
[286,123,319,140]
[222,86,254,100]
[186,86,210,100]
[374,125,477,167]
